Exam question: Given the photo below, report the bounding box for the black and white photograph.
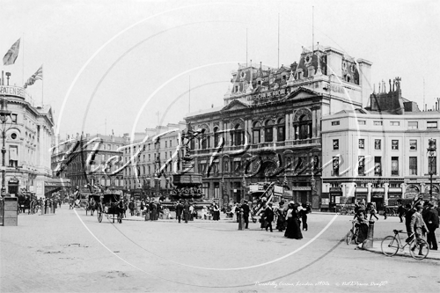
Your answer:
[1,0,439,292]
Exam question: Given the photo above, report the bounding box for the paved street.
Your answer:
[1,206,439,293]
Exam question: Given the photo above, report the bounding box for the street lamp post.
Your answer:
[427,138,437,201]
[0,97,12,197]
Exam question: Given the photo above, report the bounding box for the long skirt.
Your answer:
[284,217,303,239]
[276,217,286,231]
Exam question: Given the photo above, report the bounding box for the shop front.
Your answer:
[371,188,384,211]
[354,187,368,203]
[329,187,342,212]
[387,188,403,207]
[404,185,420,200]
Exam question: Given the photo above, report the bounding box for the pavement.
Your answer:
[363,244,440,260]
[122,213,440,260]
[2,207,440,293]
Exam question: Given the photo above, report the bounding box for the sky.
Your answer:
[1,0,439,139]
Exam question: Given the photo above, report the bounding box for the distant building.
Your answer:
[51,133,126,195]
[0,82,54,197]
[321,78,439,211]
[122,122,186,199]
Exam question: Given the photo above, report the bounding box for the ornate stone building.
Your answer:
[185,44,372,209]
[0,82,54,197]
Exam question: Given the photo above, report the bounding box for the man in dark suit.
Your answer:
[241,200,250,229]
[175,200,183,223]
[422,202,439,250]
[264,202,275,232]
[183,200,190,223]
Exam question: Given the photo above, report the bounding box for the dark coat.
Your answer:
[241,203,250,216]
[175,203,183,215]
[264,206,275,222]
[423,208,439,229]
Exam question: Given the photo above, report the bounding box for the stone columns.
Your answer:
[383,182,389,205]
[367,182,372,203]
[289,113,294,140]
[401,183,406,199]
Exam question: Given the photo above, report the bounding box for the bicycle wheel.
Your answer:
[381,236,399,256]
[409,239,429,260]
[346,230,354,245]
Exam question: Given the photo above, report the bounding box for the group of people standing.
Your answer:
[259,200,311,240]
[403,199,439,251]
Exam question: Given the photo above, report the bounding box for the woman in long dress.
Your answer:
[284,202,303,239]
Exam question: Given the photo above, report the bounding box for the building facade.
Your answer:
[185,45,372,209]
[122,122,186,199]
[0,83,54,197]
[51,133,126,194]
[321,80,440,210]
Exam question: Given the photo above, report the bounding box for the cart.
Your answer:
[97,193,124,223]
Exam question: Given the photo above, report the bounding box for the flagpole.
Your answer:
[41,66,44,106]
[22,33,25,85]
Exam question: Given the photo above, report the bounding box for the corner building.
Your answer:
[321,81,439,211]
[185,45,372,210]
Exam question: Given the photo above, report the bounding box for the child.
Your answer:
[368,202,379,221]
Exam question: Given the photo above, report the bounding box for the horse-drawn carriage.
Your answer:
[96,193,124,223]
[85,194,101,216]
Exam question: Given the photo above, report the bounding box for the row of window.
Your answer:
[332,120,438,128]
[333,138,436,151]
[332,156,437,176]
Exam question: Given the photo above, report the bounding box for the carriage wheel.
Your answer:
[98,212,103,223]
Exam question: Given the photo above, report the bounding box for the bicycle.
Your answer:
[346,220,360,245]
[381,229,429,260]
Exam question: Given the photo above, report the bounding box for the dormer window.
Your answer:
[308,67,314,77]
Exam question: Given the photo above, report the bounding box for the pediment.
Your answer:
[286,86,320,101]
[222,99,249,111]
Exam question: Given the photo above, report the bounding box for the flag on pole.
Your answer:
[23,65,43,89]
[3,38,21,66]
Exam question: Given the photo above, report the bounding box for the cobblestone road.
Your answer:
[1,206,439,293]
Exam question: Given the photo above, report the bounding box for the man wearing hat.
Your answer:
[409,203,428,243]
[422,202,439,250]
[241,200,250,229]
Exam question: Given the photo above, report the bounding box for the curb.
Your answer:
[362,247,440,261]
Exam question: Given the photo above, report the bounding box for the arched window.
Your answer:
[201,129,209,149]
[293,110,312,140]
[234,124,244,146]
[298,115,311,139]
[213,127,219,147]
[277,118,285,142]
[252,121,261,144]
[265,120,274,142]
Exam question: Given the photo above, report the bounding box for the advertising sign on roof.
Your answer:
[0,86,25,98]
[274,185,284,195]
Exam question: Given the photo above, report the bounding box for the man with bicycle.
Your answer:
[408,204,428,247]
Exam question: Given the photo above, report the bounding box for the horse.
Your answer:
[87,198,98,216]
